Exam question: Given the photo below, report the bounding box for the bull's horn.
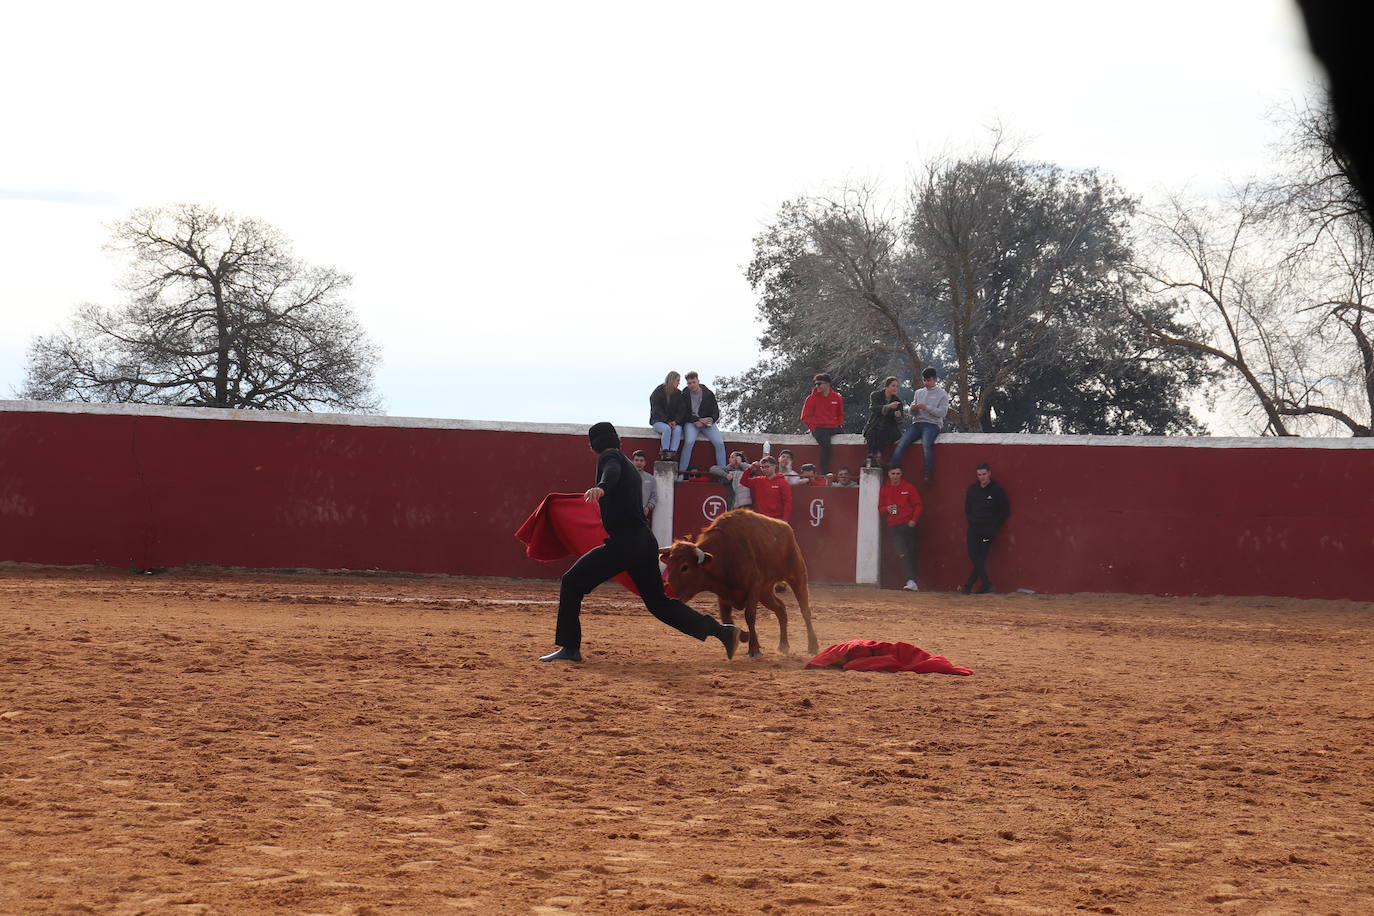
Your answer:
[693,547,706,564]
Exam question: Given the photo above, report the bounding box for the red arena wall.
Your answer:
[2,402,1371,601]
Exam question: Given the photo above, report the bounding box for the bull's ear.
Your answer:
[694,548,714,566]
[658,547,672,562]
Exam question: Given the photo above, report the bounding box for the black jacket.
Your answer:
[965,479,1010,532]
[682,384,720,424]
[594,449,651,538]
[863,387,903,441]
[649,384,685,426]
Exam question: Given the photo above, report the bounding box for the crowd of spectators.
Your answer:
[644,367,1006,593]
[649,368,952,485]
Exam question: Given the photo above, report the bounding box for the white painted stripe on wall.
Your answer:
[4,399,1372,450]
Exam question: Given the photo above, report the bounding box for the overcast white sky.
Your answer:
[0,1,1322,432]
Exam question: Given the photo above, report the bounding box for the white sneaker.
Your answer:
[903,580,919,591]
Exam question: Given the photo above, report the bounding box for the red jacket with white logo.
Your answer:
[878,480,922,527]
[800,387,844,430]
[741,467,793,520]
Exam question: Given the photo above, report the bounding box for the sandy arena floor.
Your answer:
[2,567,1372,915]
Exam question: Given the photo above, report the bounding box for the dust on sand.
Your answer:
[2,567,1372,914]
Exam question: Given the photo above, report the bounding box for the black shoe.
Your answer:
[539,647,583,663]
[718,625,740,660]
[977,581,994,594]
[923,474,933,486]
[960,583,973,595]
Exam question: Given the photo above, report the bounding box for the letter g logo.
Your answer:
[809,498,825,528]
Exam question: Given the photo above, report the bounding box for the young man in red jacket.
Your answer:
[800,373,844,476]
[741,456,793,521]
[879,466,923,591]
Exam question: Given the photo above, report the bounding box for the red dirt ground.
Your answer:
[2,567,1372,915]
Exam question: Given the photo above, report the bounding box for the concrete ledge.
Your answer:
[4,399,1372,449]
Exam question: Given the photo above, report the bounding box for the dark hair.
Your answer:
[837,465,851,473]
[730,450,745,460]
[779,448,793,458]
[760,456,778,466]
[800,463,816,473]
[976,462,990,471]
[813,373,832,385]
[882,376,898,388]
[922,367,938,380]
[685,371,699,380]
[888,466,902,474]
[588,421,620,452]
[631,449,647,458]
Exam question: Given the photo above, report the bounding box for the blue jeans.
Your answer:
[891,422,940,475]
[680,422,726,471]
[652,421,683,452]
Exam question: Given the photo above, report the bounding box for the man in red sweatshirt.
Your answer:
[800,373,844,476]
[879,466,923,591]
[741,456,793,521]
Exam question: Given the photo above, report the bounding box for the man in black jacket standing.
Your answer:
[540,422,740,663]
[962,463,1010,595]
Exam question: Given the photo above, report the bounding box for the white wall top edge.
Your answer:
[3,399,1372,450]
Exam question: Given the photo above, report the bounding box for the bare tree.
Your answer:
[21,204,380,412]
[1130,187,1310,435]
[744,185,931,382]
[1133,101,1373,437]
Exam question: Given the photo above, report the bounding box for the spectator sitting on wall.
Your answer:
[710,450,753,510]
[631,449,656,518]
[831,465,857,487]
[649,371,685,462]
[800,373,844,476]
[776,449,800,485]
[678,371,728,473]
[797,463,828,486]
[863,376,904,469]
[879,465,923,592]
[741,456,793,521]
[892,367,950,485]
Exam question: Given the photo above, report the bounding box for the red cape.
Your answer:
[514,493,640,595]
[804,639,972,675]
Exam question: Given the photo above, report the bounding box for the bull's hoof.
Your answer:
[718,625,740,660]
[747,650,764,659]
[778,644,791,656]
[538,647,583,663]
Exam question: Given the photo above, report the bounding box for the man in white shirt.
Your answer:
[891,368,949,485]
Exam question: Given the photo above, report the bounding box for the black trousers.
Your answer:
[812,427,842,475]
[885,524,919,581]
[556,526,720,651]
[965,527,996,587]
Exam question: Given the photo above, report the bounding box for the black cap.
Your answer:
[588,422,620,452]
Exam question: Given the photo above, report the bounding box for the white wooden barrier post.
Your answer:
[856,465,882,585]
[652,461,677,547]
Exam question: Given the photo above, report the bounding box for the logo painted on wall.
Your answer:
[809,498,825,527]
[702,495,727,520]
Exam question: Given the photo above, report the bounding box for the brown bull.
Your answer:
[658,508,819,658]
